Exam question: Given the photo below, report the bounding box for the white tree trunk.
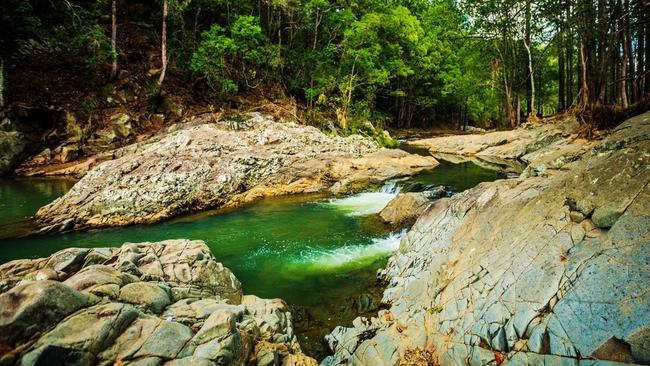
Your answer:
[158,0,168,84]
[110,0,118,80]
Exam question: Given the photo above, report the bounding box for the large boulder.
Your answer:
[379,192,431,229]
[326,112,650,365]
[34,113,437,232]
[0,239,316,366]
[0,280,97,346]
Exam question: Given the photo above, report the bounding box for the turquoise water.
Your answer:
[0,177,76,226]
[0,160,498,307]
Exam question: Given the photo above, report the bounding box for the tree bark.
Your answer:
[525,0,533,115]
[566,0,574,107]
[110,0,118,80]
[523,40,535,119]
[516,94,521,126]
[0,57,4,108]
[636,3,644,99]
[503,72,515,127]
[578,41,589,109]
[557,29,566,112]
[158,0,168,85]
[595,0,607,104]
[620,0,629,108]
[624,0,634,102]
[646,6,650,96]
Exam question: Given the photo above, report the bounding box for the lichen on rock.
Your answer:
[34,113,437,232]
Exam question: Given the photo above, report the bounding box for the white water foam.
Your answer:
[295,231,404,271]
[324,181,402,216]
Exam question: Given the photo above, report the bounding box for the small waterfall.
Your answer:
[323,180,402,216]
[291,230,405,272]
[379,180,401,194]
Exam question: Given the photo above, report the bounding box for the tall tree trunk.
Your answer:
[586,1,597,104]
[646,6,650,96]
[556,29,566,112]
[625,0,634,103]
[525,0,533,115]
[578,41,589,109]
[621,53,629,108]
[158,0,168,85]
[595,0,607,103]
[611,46,618,104]
[636,3,644,99]
[516,94,521,126]
[110,0,118,80]
[503,73,514,127]
[524,40,535,119]
[620,0,629,108]
[0,57,4,108]
[566,0,574,107]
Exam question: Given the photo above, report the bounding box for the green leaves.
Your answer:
[189,16,280,94]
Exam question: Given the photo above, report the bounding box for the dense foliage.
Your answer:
[1,0,648,131]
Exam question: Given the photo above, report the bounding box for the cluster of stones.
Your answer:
[0,239,317,366]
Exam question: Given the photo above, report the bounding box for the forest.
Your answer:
[1,0,649,132]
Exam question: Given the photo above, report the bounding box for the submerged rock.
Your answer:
[326,112,650,365]
[35,113,437,232]
[0,239,315,366]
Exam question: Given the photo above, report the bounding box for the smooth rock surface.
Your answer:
[379,192,432,229]
[0,239,315,366]
[326,112,650,365]
[35,113,437,231]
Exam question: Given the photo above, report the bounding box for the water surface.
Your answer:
[0,159,500,356]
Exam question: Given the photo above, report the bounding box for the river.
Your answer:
[0,159,499,357]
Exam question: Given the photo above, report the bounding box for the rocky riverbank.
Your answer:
[34,113,436,232]
[0,239,317,366]
[324,112,650,365]
[405,116,595,176]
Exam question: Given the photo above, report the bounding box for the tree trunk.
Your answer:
[611,46,618,104]
[516,94,521,126]
[636,4,644,99]
[110,0,118,80]
[616,0,629,108]
[557,26,566,112]
[158,0,168,85]
[503,73,514,127]
[578,41,589,109]
[595,0,607,104]
[566,0,574,107]
[621,54,628,108]
[646,5,650,96]
[463,101,468,131]
[525,0,533,115]
[624,0,634,103]
[0,57,4,108]
[524,40,535,119]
